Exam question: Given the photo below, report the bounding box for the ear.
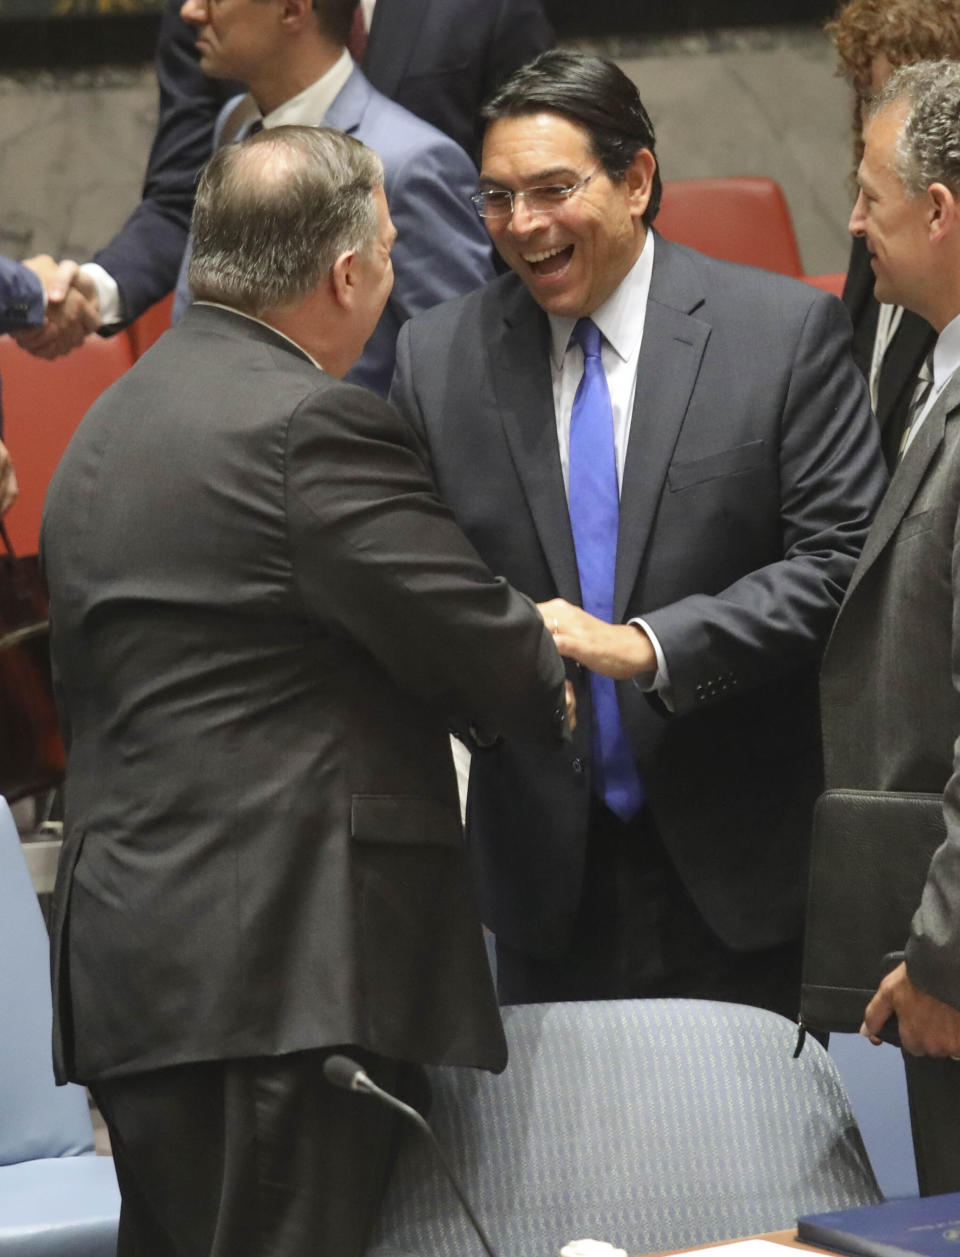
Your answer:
[330,249,359,310]
[624,148,657,221]
[278,0,312,32]
[928,182,959,245]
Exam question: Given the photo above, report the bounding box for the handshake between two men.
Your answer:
[13,255,100,360]
[537,598,660,737]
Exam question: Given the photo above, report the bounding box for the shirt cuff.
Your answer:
[629,616,674,712]
[81,262,123,327]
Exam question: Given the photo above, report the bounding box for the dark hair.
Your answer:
[189,125,383,316]
[312,0,358,47]
[481,49,662,224]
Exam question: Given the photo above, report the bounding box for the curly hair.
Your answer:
[826,0,960,169]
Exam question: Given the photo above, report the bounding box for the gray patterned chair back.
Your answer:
[367,999,881,1257]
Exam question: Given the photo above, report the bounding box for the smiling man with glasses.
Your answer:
[390,49,888,1014]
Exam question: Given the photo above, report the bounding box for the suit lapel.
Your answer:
[614,235,709,620]
[363,0,430,99]
[844,373,960,605]
[488,282,582,602]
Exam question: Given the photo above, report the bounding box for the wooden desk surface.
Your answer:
[648,1229,826,1256]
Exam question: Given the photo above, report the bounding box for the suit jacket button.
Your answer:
[571,757,584,774]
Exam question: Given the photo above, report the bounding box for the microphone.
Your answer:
[323,1054,500,1257]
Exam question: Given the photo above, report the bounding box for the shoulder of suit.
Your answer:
[354,74,475,164]
[655,233,833,314]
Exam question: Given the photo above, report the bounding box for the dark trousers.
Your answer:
[497,801,801,1019]
[91,1047,410,1257]
[904,1053,960,1195]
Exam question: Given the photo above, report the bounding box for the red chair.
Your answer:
[126,292,174,361]
[0,333,134,555]
[657,176,804,277]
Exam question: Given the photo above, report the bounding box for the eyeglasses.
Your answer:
[470,166,601,221]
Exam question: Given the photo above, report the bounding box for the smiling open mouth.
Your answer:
[525,244,574,276]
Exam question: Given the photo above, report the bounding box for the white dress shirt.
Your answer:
[901,308,960,456]
[547,230,653,492]
[546,231,670,692]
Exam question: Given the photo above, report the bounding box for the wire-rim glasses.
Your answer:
[470,165,602,221]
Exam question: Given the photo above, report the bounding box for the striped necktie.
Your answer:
[898,353,934,461]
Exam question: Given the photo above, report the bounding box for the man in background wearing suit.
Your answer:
[391,50,888,1014]
[820,61,960,1196]
[0,255,98,512]
[30,0,551,351]
[41,126,568,1257]
[167,0,493,395]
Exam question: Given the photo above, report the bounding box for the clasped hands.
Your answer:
[14,256,100,359]
[538,597,657,679]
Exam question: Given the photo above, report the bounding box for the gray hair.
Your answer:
[868,59,960,197]
[188,125,384,316]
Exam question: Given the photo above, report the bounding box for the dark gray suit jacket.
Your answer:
[41,304,566,1084]
[391,234,888,960]
[821,369,960,1009]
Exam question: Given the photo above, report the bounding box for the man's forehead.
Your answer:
[481,111,592,174]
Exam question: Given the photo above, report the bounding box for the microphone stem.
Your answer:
[359,1080,500,1257]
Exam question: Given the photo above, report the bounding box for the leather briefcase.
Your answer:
[800,788,945,1036]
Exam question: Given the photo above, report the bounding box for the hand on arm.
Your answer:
[862,961,960,1057]
[15,257,100,359]
[538,598,657,680]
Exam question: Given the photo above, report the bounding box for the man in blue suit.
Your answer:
[81,0,549,330]
[138,0,497,395]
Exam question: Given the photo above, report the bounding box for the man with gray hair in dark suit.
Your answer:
[820,59,960,1195]
[42,125,567,1257]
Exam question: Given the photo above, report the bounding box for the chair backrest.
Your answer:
[657,176,804,277]
[0,798,96,1166]
[0,332,134,555]
[368,999,881,1257]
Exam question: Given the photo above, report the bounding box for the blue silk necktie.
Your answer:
[568,317,644,821]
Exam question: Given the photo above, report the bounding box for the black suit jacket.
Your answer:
[41,305,566,1084]
[93,0,553,322]
[391,235,888,960]
[843,235,937,471]
[364,0,554,160]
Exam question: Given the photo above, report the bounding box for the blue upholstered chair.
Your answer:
[367,999,881,1257]
[0,798,120,1256]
